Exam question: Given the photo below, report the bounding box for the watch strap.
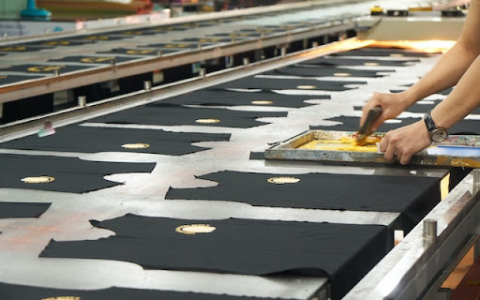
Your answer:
[423,110,437,132]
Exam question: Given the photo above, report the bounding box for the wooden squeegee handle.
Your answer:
[358,106,383,136]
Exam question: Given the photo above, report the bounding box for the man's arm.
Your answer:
[381,40,480,164]
[361,0,480,130]
[404,0,480,103]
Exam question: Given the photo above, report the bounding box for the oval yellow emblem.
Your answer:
[21,176,55,184]
[267,177,301,185]
[195,119,221,124]
[297,85,316,90]
[176,224,216,235]
[121,143,150,149]
[333,72,351,77]
[251,100,273,105]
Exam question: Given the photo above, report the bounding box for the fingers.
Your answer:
[379,121,430,165]
[380,131,408,164]
[399,152,413,165]
[380,134,396,163]
[360,93,385,128]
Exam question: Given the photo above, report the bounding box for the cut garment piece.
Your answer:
[261,65,395,78]
[0,202,50,219]
[299,57,420,67]
[48,55,140,65]
[107,29,169,36]
[310,116,480,135]
[0,125,231,156]
[212,76,366,91]
[0,64,94,75]
[40,215,390,300]
[90,103,287,128]
[0,45,55,52]
[165,171,440,232]
[177,37,244,43]
[0,153,155,194]
[162,89,329,108]
[0,282,282,300]
[66,34,128,43]
[329,47,435,57]
[0,74,46,86]
[97,48,178,56]
[146,42,214,48]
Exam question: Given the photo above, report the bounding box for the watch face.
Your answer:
[431,128,448,143]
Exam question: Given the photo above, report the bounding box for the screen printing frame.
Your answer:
[265,130,480,168]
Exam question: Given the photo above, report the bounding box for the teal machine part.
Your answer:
[21,0,51,20]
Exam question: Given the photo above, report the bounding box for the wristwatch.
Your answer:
[423,110,448,143]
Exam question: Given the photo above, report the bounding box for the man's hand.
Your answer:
[379,120,431,165]
[361,92,411,131]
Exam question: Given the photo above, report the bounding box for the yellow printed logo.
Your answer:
[27,66,64,72]
[43,41,71,46]
[80,57,114,63]
[0,46,27,51]
[126,49,155,55]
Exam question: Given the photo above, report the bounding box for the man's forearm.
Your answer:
[431,53,480,129]
[402,0,480,106]
[404,44,479,104]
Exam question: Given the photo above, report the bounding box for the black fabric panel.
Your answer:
[90,103,287,128]
[261,65,394,78]
[0,74,46,86]
[0,125,230,156]
[0,282,283,300]
[178,37,239,43]
[211,32,265,38]
[144,26,189,32]
[310,116,480,135]
[25,40,93,47]
[108,29,167,36]
[68,34,128,42]
[239,27,285,33]
[166,171,440,232]
[40,215,390,300]
[330,47,434,57]
[0,64,93,75]
[0,45,54,52]
[0,154,155,194]
[49,55,139,64]
[0,202,50,219]
[249,151,267,160]
[162,89,328,107]
[146,42,205,49]
[97,48,177,56]
[300,57,420,67]
[213,76,366,91]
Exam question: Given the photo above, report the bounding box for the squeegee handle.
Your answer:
[358,106,382,136]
